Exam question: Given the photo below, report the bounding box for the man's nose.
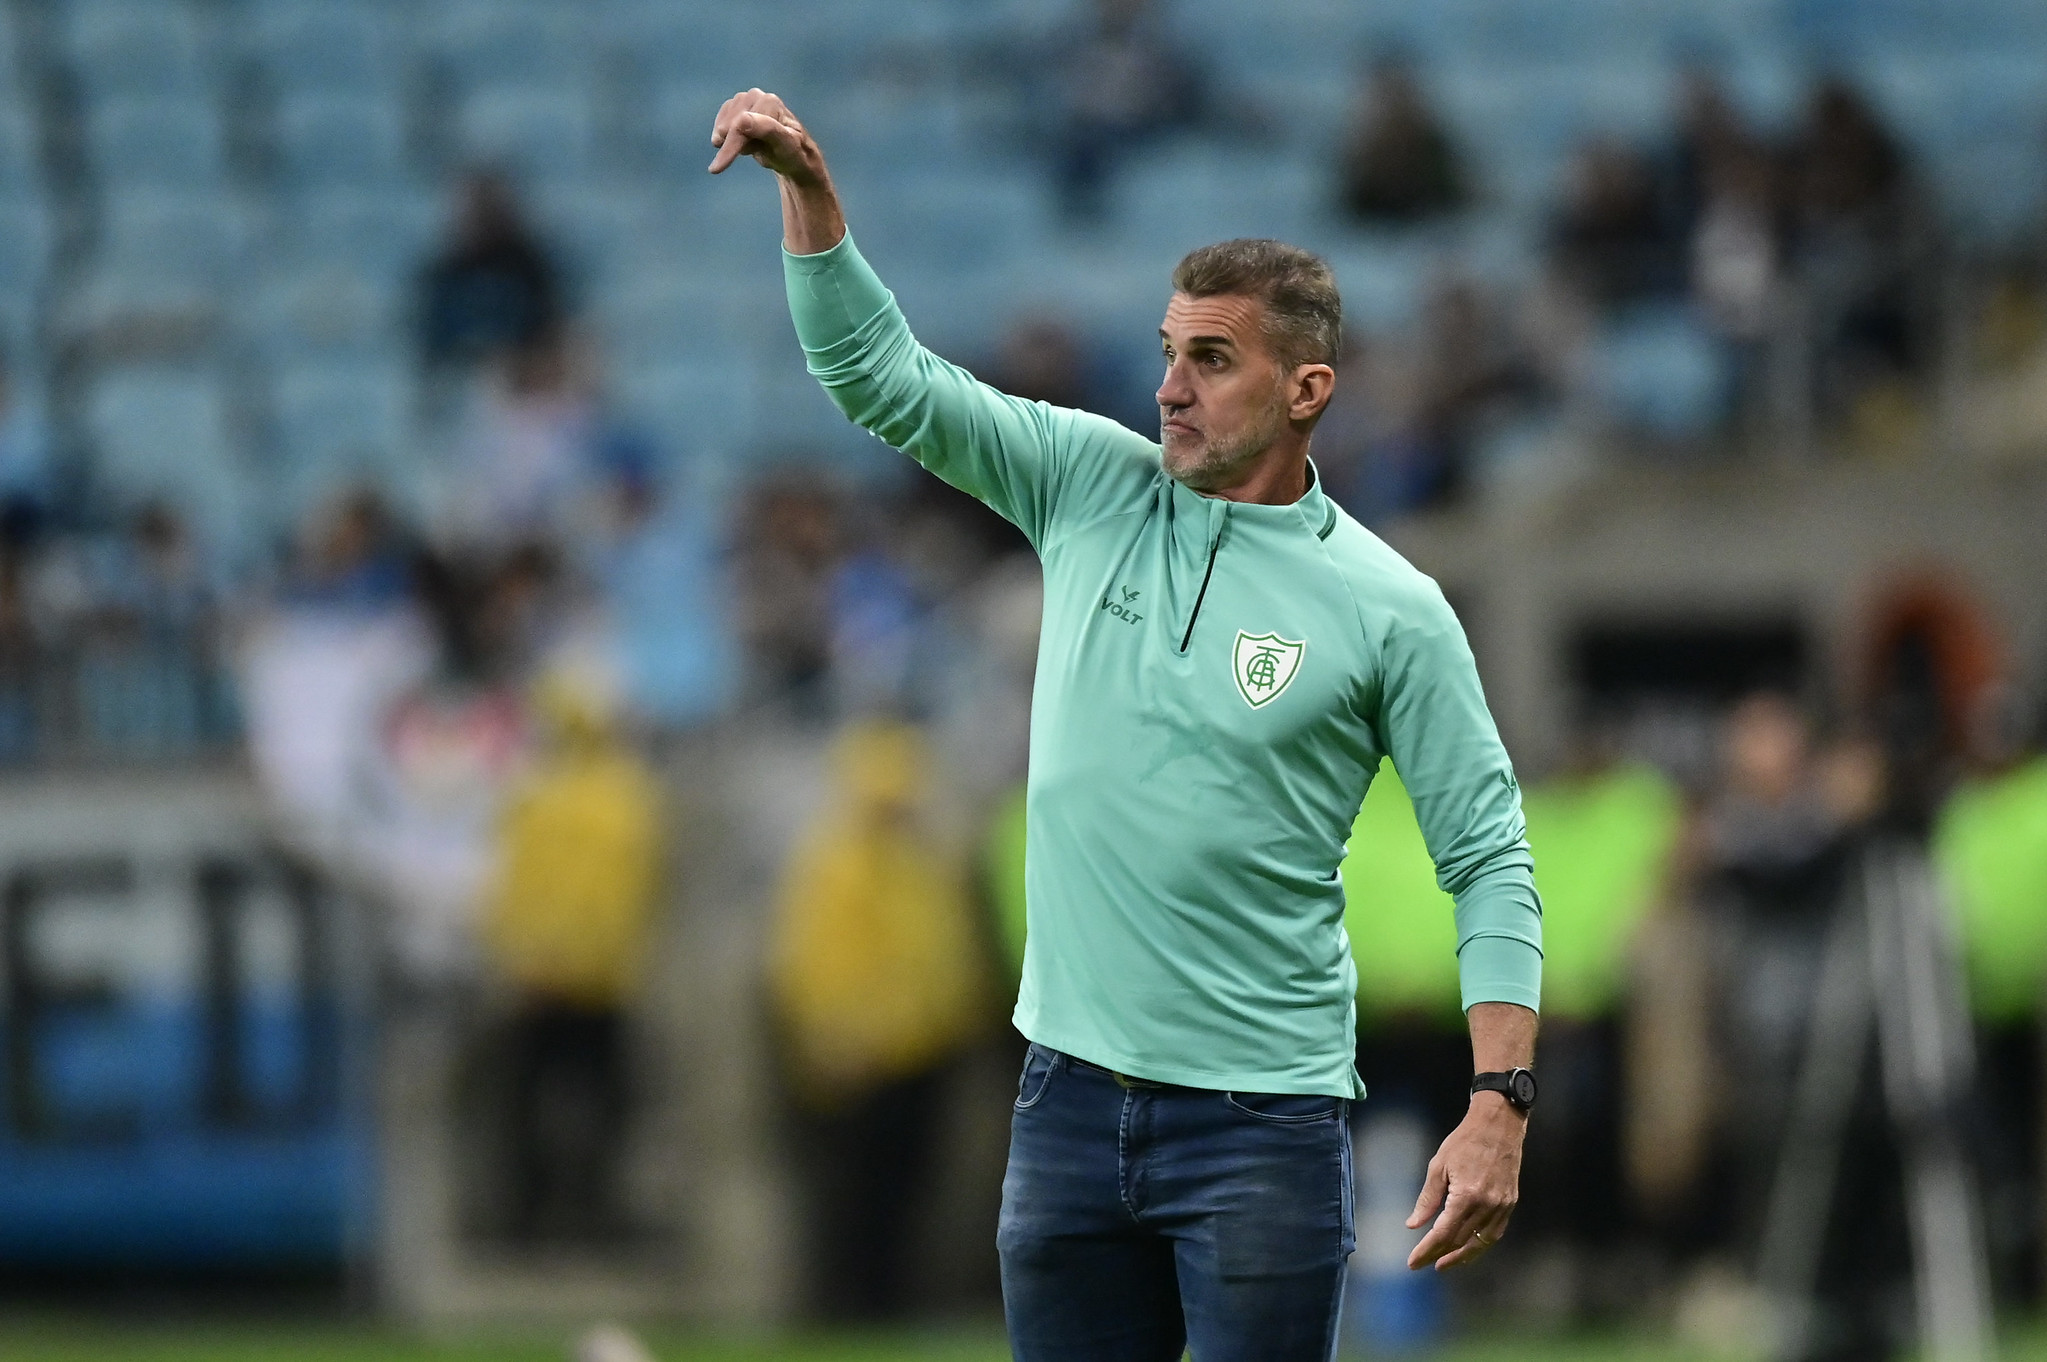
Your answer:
[1157,359,1193,410]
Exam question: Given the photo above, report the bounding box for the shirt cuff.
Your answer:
[782,230,895,352]
[1457,934,1543,1014]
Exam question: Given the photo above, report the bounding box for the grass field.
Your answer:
[3,1322,2045,1362]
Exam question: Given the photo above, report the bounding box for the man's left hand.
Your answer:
[1405,1091,1526,1271]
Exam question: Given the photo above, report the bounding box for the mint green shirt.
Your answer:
[787,234,1542,1096]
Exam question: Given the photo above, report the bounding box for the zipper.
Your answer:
[1177,506,1228,654]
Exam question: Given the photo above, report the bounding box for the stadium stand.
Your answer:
[0,0,2036,564]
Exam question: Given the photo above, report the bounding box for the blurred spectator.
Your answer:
[828,542,926,717]
[1660,66,1765,247]
[241,491,435,840]
[1323,279,1544,520]
[1048,0,1210,220]
[0,347,51,544]
[418,171,565,371]
[1549,140,1686,311]
[1787,77,1907,239]
[1784,78,1928,431]
[1690,139,1782,351]
[735,480,839,716]
[767,720,990,1320]
[356,550,541,981]
[1689,694,1902,1352]
[1664,69,1783,374]
[481,671,664,1243]
[584,465,738,732]
[985,316,1097,412]
[1335,56,1470,227]
[78,504,228,754]
[278,487,415,613]
[448,328,604,547]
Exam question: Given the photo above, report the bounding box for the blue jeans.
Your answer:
[998,1044,1354,1361]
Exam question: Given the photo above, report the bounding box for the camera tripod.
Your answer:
[1757,836,1996,1362]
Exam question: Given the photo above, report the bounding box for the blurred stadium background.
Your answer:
[1,0,2046,1356]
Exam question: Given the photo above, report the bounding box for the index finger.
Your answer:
[1405,1192,1483,1271]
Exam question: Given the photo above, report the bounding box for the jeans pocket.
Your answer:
[1225,1091,1343,1124]
[1014,1043,1058,1111]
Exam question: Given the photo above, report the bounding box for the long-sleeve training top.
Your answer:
[786,233,1541,1096]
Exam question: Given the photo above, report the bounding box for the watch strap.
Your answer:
[1471,1068,1537,1112]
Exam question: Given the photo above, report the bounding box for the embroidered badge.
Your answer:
[1233,631,1306,709]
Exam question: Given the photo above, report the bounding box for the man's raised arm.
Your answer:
[707,89,1154,552]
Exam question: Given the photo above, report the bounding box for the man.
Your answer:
[711,89,1542,1361]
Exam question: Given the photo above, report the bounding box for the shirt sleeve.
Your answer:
[784,233,1153,552]
[1375,583,1543,1014]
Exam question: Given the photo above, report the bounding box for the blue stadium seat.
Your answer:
[456,85,595,183]
[1589,304,1732,440]
[246,0,400,97]
[61,0,209,101]
[274,91,410,188]
[425,0,591,89]
[239,264,399,359]
[85,366,244,535]
[1320,237,1432,333]
[0,106,40,195]
[73,193,249,323]
[84,96,229,190]
[612,357,759,461]
[270,357,413,476]
[0,195,53,306]
[286,187,438,285]
[594,266,784,367]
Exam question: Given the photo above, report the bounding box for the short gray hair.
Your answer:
[1171,239,1342,371]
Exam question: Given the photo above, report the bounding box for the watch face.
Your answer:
[1509,1070,1538,1108]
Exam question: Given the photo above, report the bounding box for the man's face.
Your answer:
[1156,293,1293,492]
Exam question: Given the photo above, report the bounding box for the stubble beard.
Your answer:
[1161,394,1291,493]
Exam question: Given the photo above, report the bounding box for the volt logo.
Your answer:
[1099,585,1143,625]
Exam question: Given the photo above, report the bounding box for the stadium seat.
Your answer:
[593,265,784,367]
[455,85,596,183]
[70,193,250,325]
[284,187,438,284]
[0,106,39,195]
[270,357,413,480]
[612,357,760,463]
[273,92,410,189]
[1588,304,1732,440]
[238,264,399,359]
[245,0,400,97]
[0,195,53,307]
[84,366,245,536]
[60,0,210,101]
[84,96,230,190]
[425,0,591,89]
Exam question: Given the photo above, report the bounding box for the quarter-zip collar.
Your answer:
[1166,458,1335,654]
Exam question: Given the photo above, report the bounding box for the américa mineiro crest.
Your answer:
[1232,631,1306,709]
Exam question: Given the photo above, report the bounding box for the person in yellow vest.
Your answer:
[767,719,991,1319]
[1511,750,1680,1291]
[481,671,663,1242]
[1935,731,2047,1305]
[1343,759,1472,1135]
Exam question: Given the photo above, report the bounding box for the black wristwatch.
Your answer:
[1471,1068,1537,1113]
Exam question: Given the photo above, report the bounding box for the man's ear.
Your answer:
[1289,364,1336,426]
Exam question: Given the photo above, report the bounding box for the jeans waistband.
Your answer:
[1061,1051,1180,1091]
